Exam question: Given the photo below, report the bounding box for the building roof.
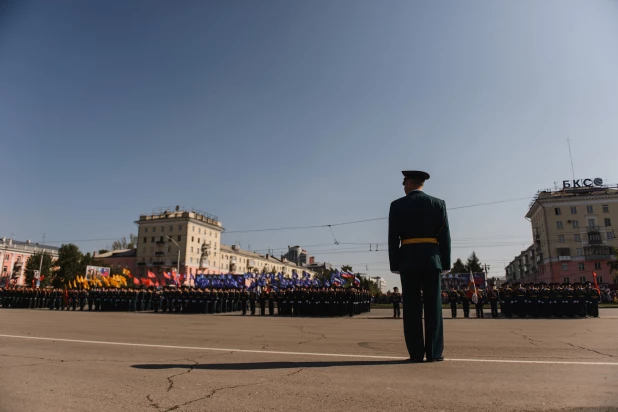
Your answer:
[0,237,60,252]
[527,186,618,218]
[96,249,137,258]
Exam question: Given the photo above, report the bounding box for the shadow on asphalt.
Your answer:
[132,360,410,370]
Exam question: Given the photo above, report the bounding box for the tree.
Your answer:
[341,265,353,272]
[465,251,483,273]
[53,244,83,287]
[451,258,467,273]
[111,234,137,250]
[98,249,109,254]
[25,252,54,288]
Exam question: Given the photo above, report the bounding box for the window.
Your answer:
[191,247,194,253]
[558,235,565,243]
[578,263,585,271]
[153,227,156,232]
[145,228,148,233]
[192,226,195,232]
[564,277,570,283]
[572,220,579,228]
[594,262,602,270]
[557,221,563,229]
[603,205,609,213]
[574,234,581,242]
[161,226,164,232]
[144,237,147,243]
[198,238,200,244]
[198,228,201,234]
[178,225,182,231]
[587,205,594,213]
[177,236,181,241]
[151,237,155,243]
[167,246,171,252]
[170,225,173,232]
[580,276,586,283]
[555,208,562,216]
[604,218,611,227]
[190,257,193,263]
[588,219,595,228]
[598,276,603,283]
[192,236,194,242]
[570,206,577,214]
[561,263,568,271]
[607,232,614,240]
[576,248,583,256]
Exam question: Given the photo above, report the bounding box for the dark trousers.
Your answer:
[490,300,498,318]
[449,302,457,318]
[475,303,483,318]
[393,303,401,318]
[400,270,443,361]
[462,302,470,318]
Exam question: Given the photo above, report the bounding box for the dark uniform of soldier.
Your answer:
[459,288,470,318]
[486,283,499,318]
[390,287,402,318]
[447,287,458,318]
[388,170,451,363]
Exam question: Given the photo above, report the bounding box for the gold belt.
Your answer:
[401,238,438,245]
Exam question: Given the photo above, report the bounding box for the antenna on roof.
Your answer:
[567,139,575,182]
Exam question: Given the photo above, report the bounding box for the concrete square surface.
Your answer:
[1,308,617,412]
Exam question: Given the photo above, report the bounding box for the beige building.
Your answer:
[525,184,618,285]
[135,206,314,279]
[505,245,537,284]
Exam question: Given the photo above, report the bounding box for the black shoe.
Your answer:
[426,357,444,362]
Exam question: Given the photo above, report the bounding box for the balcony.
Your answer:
[152,261,165,265]
[155,240,165,245]
[587,227,602,245]
[557,248,571,261]
[584,245,614,261]
[154,251,165,256]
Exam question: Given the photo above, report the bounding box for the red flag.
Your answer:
[163,272,171,279]
[592,272,601,292]
[133,277,141,285]
[147,271,156,279]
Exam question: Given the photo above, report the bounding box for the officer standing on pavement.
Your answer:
[388,170,451,363]
[487,283,499,318]
[390,287,402,318]
[448,287,459,318]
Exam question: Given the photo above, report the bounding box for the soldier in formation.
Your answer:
[0,285,372,317]
[446,281,603,319]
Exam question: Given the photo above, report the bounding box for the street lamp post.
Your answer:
[164,236,180,275]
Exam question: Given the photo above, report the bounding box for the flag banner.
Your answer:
[86,265,110,278]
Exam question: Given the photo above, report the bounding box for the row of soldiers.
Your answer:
[447,282,602,319]
[0,286,372,317]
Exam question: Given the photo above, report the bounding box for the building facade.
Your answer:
[525,185,618,284]
[505,245,537,284]
[282,246,308,266]
[0,237,59,286]
[135,206,315,279]
[96,249,138,275]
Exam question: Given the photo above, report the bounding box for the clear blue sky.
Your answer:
[2,1,617,289]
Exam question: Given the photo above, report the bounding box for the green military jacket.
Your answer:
[388,191,451,272]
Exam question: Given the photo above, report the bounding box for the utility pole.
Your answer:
[37,233,46,288]
[482,263,490,288]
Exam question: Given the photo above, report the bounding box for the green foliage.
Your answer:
[53,244,83,287]
[111,234,137,250]
[25,252,54,288]
[451,258,467,273]
[465,251,483,273]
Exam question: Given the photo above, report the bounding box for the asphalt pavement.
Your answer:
[1,308,617,412]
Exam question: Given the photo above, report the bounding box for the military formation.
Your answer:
[0,286,372,317]
[446,281,602,319]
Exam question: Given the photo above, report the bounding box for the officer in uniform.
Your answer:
[486,283,499,318]
[447,287,458,318]
[388,170,451,363]
[390,287,402,318]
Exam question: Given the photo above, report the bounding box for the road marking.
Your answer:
[0,334,616,366]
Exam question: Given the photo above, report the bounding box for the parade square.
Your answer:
[1,308,617,412]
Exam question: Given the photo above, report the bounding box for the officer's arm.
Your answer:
[437,200,451,270]
[388,201,399,273]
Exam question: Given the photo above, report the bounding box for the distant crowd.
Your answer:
[0,286,372,317]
